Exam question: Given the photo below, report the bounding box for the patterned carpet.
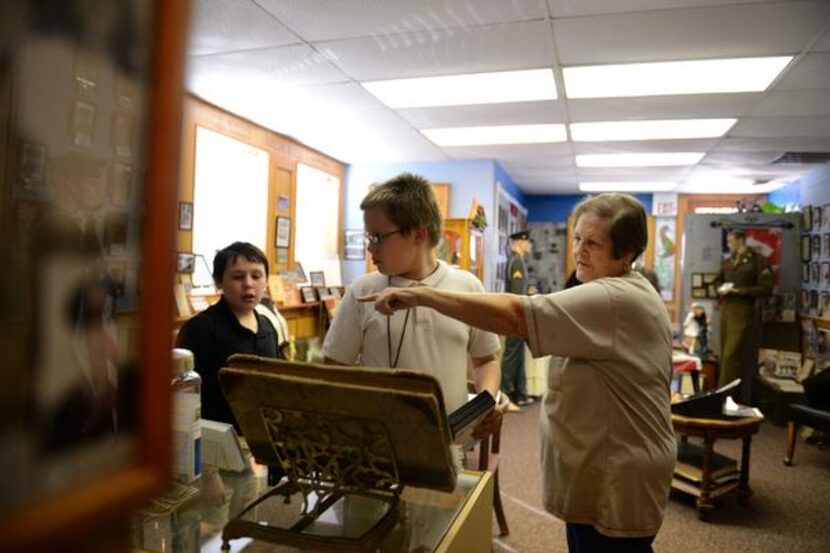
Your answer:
[493,402,830,553]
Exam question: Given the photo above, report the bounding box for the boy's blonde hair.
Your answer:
[360,173,443,246]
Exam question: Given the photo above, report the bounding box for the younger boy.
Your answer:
[322,173,502,414]
[178,242,282,432]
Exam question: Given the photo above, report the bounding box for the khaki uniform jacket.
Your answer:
[521,271,676,537]
[719,248,774,303]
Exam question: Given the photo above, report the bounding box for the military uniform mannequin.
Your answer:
[717,229,773,390]
[501,230,533,406]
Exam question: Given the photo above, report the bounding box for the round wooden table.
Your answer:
[671,413,764,519]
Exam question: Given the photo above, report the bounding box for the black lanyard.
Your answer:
[386,275,411,368]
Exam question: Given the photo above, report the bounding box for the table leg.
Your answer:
[737,435,753,505]
[696,435,715,518]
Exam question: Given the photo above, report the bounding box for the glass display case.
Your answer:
[439,218,484,282]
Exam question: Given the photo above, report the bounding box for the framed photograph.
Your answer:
[813,235,821,259]
[300,285,316,303]
[276,216,291,248]
[276,247,288,264]
[801,290,810,314]
[328,286,343,299]
[309,270,326,288]
[802,235,813,262]
[702,273,717,285]
[823,262,830,286]
[315,286,331,300]
[114,72,137,109]
[706,284,717,298]
[824,233,830,257]
[344,229,365,260]
[803,263,811,283]
[177,252,195,273]
[108,162,132,208]
[178,201,193,230]
[691,273,703,288]
[691,287,706,299]
[812,262,820,285]
[802,205,813,232]
[112,112,134,158]
[277,194,290,212]
[814,206,823,230]
[70,100,96,147]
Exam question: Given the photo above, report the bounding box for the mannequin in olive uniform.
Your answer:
[501,230,533,406]
[717,229,773,392]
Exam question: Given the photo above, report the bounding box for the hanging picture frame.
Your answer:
[276,216,291,248]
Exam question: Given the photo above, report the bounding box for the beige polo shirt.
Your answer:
[522,271,676,538]
[322,260,500,413]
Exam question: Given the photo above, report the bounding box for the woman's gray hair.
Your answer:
[572,194,648,261]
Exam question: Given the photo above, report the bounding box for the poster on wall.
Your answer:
[653,218,676,301]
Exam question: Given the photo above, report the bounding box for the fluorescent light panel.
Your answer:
[563,56,793,98]
[579,182,677,192]
[576,152,705,167]
[422,124,567,146]
[362,69,557,108]
[570,119,736,142]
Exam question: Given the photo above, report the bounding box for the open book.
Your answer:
[449,391,496,448]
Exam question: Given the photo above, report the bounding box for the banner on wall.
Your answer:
[721,227,782,287]
[654,217,676,301]
[653,193,679,217]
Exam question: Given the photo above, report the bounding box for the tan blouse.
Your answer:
[522,271,676,538]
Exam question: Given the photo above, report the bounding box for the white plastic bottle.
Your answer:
[171,348,202,484]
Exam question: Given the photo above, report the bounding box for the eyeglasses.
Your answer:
[364,229,402,246]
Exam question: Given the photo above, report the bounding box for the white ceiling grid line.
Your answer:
[186,0,830,194]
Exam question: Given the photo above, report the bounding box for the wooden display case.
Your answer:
[440,218,484,281]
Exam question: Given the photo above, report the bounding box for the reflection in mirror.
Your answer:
[0,0,155,513]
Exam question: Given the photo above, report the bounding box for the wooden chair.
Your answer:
[465,383,509,537]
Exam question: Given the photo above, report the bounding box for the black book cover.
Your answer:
[448,391,496,446]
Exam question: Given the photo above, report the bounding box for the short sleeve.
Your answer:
[465,278,501,358]
[521,282,615,359]
[321,287,363,364]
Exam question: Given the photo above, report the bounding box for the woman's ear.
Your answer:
[412,226,428,245]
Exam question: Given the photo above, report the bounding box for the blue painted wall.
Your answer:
[493,162,526,207]
[526,193,654,222]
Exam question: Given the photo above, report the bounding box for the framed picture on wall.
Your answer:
[813,235,821,259]
[177,252,195,273]
[344,229,365,260]
[802,205,813,231]
[276,216,291,248]
[813,206,822,230]
[802,235,812,262]
[309,270,326,288]
[803,263,811,283]
[178,201,193,230]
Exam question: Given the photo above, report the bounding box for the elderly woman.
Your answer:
[367,193,675,553]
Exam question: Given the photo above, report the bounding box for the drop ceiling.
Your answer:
[185,0,830,194]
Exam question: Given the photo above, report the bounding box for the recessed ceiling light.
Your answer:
[422,124,567,146]
[576,152,705,167]
[563,56,793,98]
[570,119,736,142]
[362,69,557,108]
[579,182,677,192]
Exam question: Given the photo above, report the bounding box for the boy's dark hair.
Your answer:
[212,242,269,283]
[727,228,747,241]
[359,172,443,246]
[572,193,648,262]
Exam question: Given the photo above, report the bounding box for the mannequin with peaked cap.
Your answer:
[501,230,534,407]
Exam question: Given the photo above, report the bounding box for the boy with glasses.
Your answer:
[323,173,503,420]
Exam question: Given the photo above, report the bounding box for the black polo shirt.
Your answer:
[178,296,280,433]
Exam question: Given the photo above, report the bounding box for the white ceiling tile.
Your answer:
[501,157,576,173]
[553,2,830,65]
[521,181,581,194]
[567,94,759,122]
[716,136,830,152]
[702,150,782,165]
[397,101,566,128]
[775,53,830,90]
[442,142,574,160]
[730,117,830,138]
[813,28,830,52]
[187,44,349,88]
[576,167,691,180]
[255,0,548,41]
[317,20,555,81]
[571,139,718,154]
[752,90,830,117]
[188,0,299,55]
[547,0,779,18]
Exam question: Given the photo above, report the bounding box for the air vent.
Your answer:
[771,152,830,164]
